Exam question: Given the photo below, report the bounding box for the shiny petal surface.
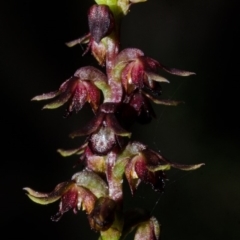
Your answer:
[84,81,101,112]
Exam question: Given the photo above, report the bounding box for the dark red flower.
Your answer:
[66,5,115,66]
[113,48,194,105]
[32,66,107,115]
[113,142,204,194]
[70,103,131,155]
[123,90,156,124]
[24,170,109,221]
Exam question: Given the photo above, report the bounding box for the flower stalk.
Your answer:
[24,1,204,239]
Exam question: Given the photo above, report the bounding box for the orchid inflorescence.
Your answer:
[24,1,204,239]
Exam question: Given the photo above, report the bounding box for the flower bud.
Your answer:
[88,4,115,43]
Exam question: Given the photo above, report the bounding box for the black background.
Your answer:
[1,0,240,239]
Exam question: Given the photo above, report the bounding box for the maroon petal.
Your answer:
[114,48,144,65]
[134,155,154,183]
[134,154,166,192]
[141,57,160,72]
[69,111,105,138]
[51,185,79,222]
[131,60,145,88]
[127,92,156,124]
[141,169,166,192]
[106,114,131,137]
[68,83,88,113]
[84,81,101,113]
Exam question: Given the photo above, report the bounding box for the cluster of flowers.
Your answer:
[24,1,203,239]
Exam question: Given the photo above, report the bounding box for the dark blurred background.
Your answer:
[1,0,239,239]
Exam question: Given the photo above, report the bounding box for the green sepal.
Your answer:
[94,81,112,102]
[134,217,160,240]
[147,162,205,172]
[23,181,75,205]
[72,171,108,198]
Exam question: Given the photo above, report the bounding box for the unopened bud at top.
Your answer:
[88,4,115,43]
